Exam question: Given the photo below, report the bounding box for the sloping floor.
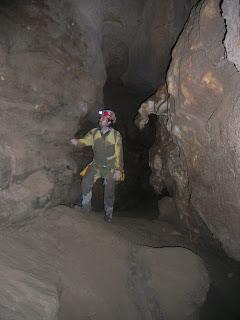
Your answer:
[0,206,239,320]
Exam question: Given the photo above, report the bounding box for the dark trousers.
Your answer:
[81,164,115,217]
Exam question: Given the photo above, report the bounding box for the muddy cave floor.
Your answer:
[1,204,240,320]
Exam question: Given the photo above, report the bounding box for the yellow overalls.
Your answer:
[78,128,124,217]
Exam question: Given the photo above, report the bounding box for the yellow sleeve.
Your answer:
[115,132,124,171]
[78,129,95,146]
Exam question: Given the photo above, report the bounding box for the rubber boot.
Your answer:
[81,193,91,213]
[104,206,113,223]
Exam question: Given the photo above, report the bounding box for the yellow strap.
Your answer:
[80,164,89,177]
[120,171,125,181]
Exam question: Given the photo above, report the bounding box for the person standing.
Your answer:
[70,109,124,222]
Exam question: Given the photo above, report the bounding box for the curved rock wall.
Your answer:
[0,0,106,222]
[102,0,197,95]
[102,0,146,82]
[122,0,197,95]
[149,0,240,261]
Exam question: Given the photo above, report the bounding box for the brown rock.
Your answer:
[164,0,240,261]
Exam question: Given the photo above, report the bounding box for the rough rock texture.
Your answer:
[122,0,198,95]
[102,0,146,81]
[0,265,59,320]
[134,86,189,221]
[0,1,105,222]
[146,0,240,261]
[0,0,198,222]
[138,247,209,320]
[222,0,240,71]
[102,0,197,95]
[134,84,169,130]
[0,206,210,320]
[158,196,180,225]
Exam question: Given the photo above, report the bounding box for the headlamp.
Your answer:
[98,109,116,123]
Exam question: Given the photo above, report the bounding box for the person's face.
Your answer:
[99,116,109,128]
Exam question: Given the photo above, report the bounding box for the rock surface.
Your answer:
[146,0,240,261]
[122,0,198,95]
[0,0,197,222]
[158,196,180,225]
[138,247,209,320]
[0,0,105,222]
[0,206,210,320]
[0,265,59,320]
[222,0,240,71]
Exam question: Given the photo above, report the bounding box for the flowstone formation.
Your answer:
[137,0,240,262]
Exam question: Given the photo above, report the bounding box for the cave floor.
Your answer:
[0,206,240,320]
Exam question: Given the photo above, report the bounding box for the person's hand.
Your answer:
[70,138,78,146]
[113,170,122,181]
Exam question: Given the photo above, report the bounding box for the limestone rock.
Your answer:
[122,0,198,94]
[102,0,145,80]
[161,0,240,261]
[139,247,210,320]
[0,152,11,190]
[0,206,210,320]
[158,196,180,225]
[0,171,53,222]
[22,171,54,208]
[222,0,240,71]
[0,265,59,320]
[0,0,105,222]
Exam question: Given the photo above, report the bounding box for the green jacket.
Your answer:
[78,128,123,171]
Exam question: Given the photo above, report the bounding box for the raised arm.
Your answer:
[70,129,95,147]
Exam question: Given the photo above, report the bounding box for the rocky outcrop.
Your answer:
[134,84,169,130]
[146,0,240,261]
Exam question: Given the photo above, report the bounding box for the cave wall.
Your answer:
[121,0,198,95]
[102,0,146,82]
[102,1,196,209]
[0,0,197,222]
[149,0,240,261]
[0,0,106,222]
[102,0,197,95]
